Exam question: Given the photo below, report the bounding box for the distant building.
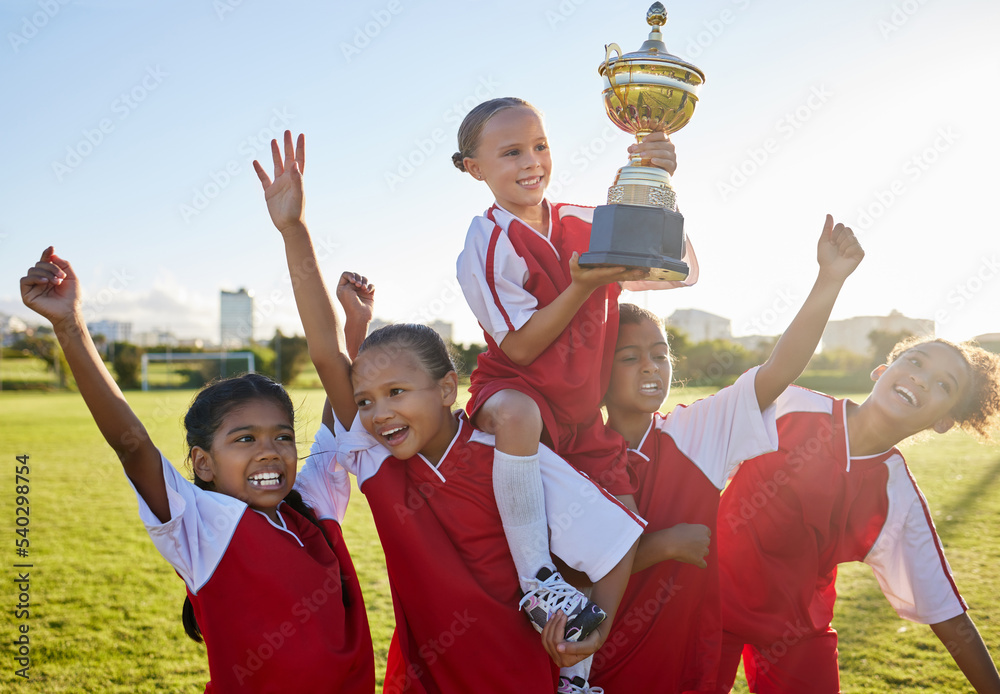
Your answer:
[87,319,132,344]
[133,331,179,348]
[1,314,28,346]
[822,310,934,356]
[221,289,254,349]
[732,334,776,353]
[668,309,732,342]
[427,320,454,343]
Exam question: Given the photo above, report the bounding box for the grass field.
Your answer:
[1,385,998,692]
[0,355,325,391]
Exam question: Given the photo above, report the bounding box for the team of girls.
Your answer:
[252,130,645,693]
[20,105,1000,694]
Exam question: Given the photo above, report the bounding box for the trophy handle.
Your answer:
[604,43,629,111]
[604,42,622,69]
[604,42,638,165]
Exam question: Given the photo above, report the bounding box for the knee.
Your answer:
[487,392,543,438]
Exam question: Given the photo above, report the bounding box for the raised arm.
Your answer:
[253,131,356,425]
[754,215,864,411]
[931,613,1000,693]
[336,271,374,361]
[20,248,169,522]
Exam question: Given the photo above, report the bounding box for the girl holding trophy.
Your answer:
[453,97,696,692]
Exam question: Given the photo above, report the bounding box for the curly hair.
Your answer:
[887,336,1000,439]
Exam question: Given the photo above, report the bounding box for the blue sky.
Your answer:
[2,0,998,346]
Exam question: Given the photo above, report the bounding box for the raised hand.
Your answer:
[628,132,677,176]
[817,214,864,283]
[253,130,306,234]
[20,247,80,327]
[336,271,375,326]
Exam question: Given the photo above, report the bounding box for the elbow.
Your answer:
[500,343,533,367]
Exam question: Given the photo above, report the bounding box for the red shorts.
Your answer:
[468,382,636,496]
[718,628,841,694]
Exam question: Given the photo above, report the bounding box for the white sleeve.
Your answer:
[330,412,394,489]
[294,423,351,524]
[864,465,967,624]
[621,234,700,291]
[540,444,645,582]
[456,214,537,345]
[656,365,778,488]
[126,453,246,594]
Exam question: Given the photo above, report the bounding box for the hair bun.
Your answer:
[451,151,466,172]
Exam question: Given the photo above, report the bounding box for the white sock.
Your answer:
[493,450,551,593]
[560,655,593,683]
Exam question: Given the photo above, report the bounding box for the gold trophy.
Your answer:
[579,2,705,280]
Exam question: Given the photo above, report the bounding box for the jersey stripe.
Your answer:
[485,208,516,333]
[900,462,967,609]
[577,467,646,528]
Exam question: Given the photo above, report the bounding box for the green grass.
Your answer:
[0,356,57,389]
[1,386,998,692]
[1,355,328,391]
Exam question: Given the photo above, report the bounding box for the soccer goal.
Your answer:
[140,352,256,391]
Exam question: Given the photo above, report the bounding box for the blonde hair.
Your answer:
[451,97,542,172]
[887,336,1000,439]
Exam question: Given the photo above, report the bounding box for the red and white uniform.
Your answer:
[590,367,778,694]
[329,410,646,694]
[716,386,967,693]
[457,201,698,494]
[129,451,375,694]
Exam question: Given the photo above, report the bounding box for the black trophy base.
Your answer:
[579,203,689,282]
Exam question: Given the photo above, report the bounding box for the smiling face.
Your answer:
[870,342,971,435]
[192,398,297,521]
[605,318,673,417]
[351,346,459,464]
[462,107,551,222]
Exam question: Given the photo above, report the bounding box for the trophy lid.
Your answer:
[599,2,705,81]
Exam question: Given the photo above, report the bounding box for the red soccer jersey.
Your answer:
[132,455,375,694]
[457,201,630,491]
[332,411,645,694]
[591,367,777,694]
[717,386,966,648]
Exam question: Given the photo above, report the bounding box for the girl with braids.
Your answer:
[255,131,644,693]
[19,247,375,693]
